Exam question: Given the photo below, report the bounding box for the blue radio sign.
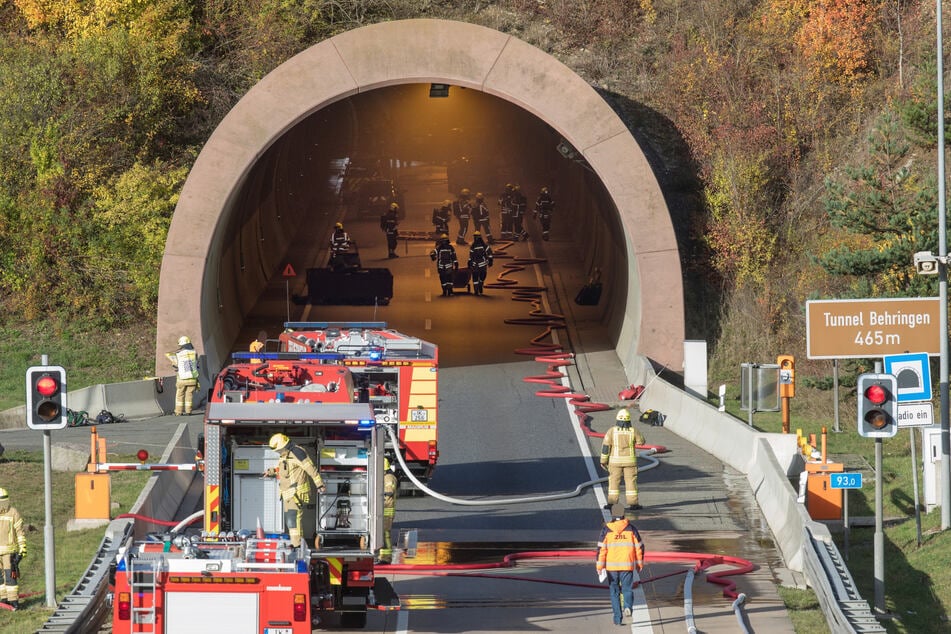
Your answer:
[830,472,863,489]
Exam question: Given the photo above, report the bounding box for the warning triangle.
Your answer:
[282,263,296,277]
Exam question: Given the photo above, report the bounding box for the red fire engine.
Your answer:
[277,322,439,490]
[112,356,399,632]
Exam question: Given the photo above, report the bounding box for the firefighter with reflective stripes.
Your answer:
[498,184,514,240]
[380,203,400,259]
[596,503,645,626]
[453,188,472,245]
[165,335,199,416]
[432,200,451,236]
[467,232,493,296]
[600,408,645,510]
[379,458,398,563]
[328,222,352,270]
[430,234,459,297]
[534,186,555,240]
[0,488,26,611]
[472,192,493,243]
[511,184,528,241]
[267,434,326,548]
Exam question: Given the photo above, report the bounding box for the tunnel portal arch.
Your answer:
[156,18,684,376]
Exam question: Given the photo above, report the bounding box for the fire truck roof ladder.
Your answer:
[130,556,160,630]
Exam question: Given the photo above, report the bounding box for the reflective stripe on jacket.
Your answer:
[600,425,644,467]
[596,519,645,572]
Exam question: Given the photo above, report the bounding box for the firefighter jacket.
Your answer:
[330,229,351,255]
[380,210,399,235]
[535,192,555,217]
[511,190,528,217]
[600,425,645,467]
[452,198,471,220]
[0,502,26,556]
[276,444,324,509]
[432,206,451,230]
[468,241,493,270]
[498,189,514,212]
[597,518,645,572]
[431,240,458,271]
[474,200,491,223]
[166,346,199,384]
[383,472,398,518]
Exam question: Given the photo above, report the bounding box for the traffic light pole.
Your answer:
[40,354,56,609]
[874,437,885,614]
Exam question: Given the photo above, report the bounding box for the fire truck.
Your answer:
[112,357,399,632]
[277,322,439,491]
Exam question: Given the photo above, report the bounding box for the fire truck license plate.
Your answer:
[410,409,428,422]
[264,629,292,634]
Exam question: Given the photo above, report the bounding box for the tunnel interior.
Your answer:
[211,83,628,359]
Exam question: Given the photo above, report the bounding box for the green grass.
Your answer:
[0,450,151,633]
[718,385,951,633]
[0,320,155,411]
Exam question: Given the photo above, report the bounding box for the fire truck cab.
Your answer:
[112,359,398,632]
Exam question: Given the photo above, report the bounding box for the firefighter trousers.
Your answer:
[606,464,639,506]
[0,553,18,604]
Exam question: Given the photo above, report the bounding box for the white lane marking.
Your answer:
[425,318,432,330]
[396,607,409,633]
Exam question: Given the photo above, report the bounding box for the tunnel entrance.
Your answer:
[156,18,683,377]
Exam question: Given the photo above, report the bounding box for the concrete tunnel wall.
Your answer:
[155,18,685,375]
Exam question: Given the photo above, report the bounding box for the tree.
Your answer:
[818,110,938,297]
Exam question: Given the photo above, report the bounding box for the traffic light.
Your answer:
[25,365,68,430]
[857,373,898,438]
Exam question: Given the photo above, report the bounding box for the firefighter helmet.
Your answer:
[443,199,452,207]
[335,222,343,229]
[460,188,471,196]
[390,202,399,210]
[541,186,549,194]
[0,488,8,500]
[505,183,513,190]
[384,458,392,471]
[473,231,481,237]
[269,433,290,452]
[476,192,484,200]
[177,335,190,346]
[616,408,632,425]
[440,233,449,240]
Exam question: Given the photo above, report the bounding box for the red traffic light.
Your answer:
[36,374,59,397]
[864,384,887,406]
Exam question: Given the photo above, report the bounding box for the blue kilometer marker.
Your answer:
[830,472,863,489]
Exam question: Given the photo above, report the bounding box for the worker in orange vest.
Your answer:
[596,503,645,626]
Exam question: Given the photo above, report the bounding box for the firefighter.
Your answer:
[266,433,326,548]
[328,222,352,270]
[432,200,451,236]
[165,335,199,416]
[249,331,266,364]
[596,503,645,626]
[380,202,400,259]
[472,192,493,243]
[467,232,493,296]
[498,183,514,240]
[599,409,645,510]
[379,458,398,563]
[453,188,472,245]
[534,186,555,241]
[0,488,26,611]
[430,234,459,297]
[511,183,528,241]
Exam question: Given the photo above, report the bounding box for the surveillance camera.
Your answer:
[914,251,940,275]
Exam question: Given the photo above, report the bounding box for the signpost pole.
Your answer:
[936,0,951,532]
[832,359,841,432]
[843,485,849,561]
[911,427,923,547]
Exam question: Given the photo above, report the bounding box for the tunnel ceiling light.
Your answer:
[429,83,450,98]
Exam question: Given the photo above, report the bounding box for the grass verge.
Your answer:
[0,450,151,633]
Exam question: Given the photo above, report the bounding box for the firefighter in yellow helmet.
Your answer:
[0,488,26,611]
[266,434,326,547]
[249,330,266,364]
[165,335,199,415]
[600,409,646,511]
[379,457,398,563]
